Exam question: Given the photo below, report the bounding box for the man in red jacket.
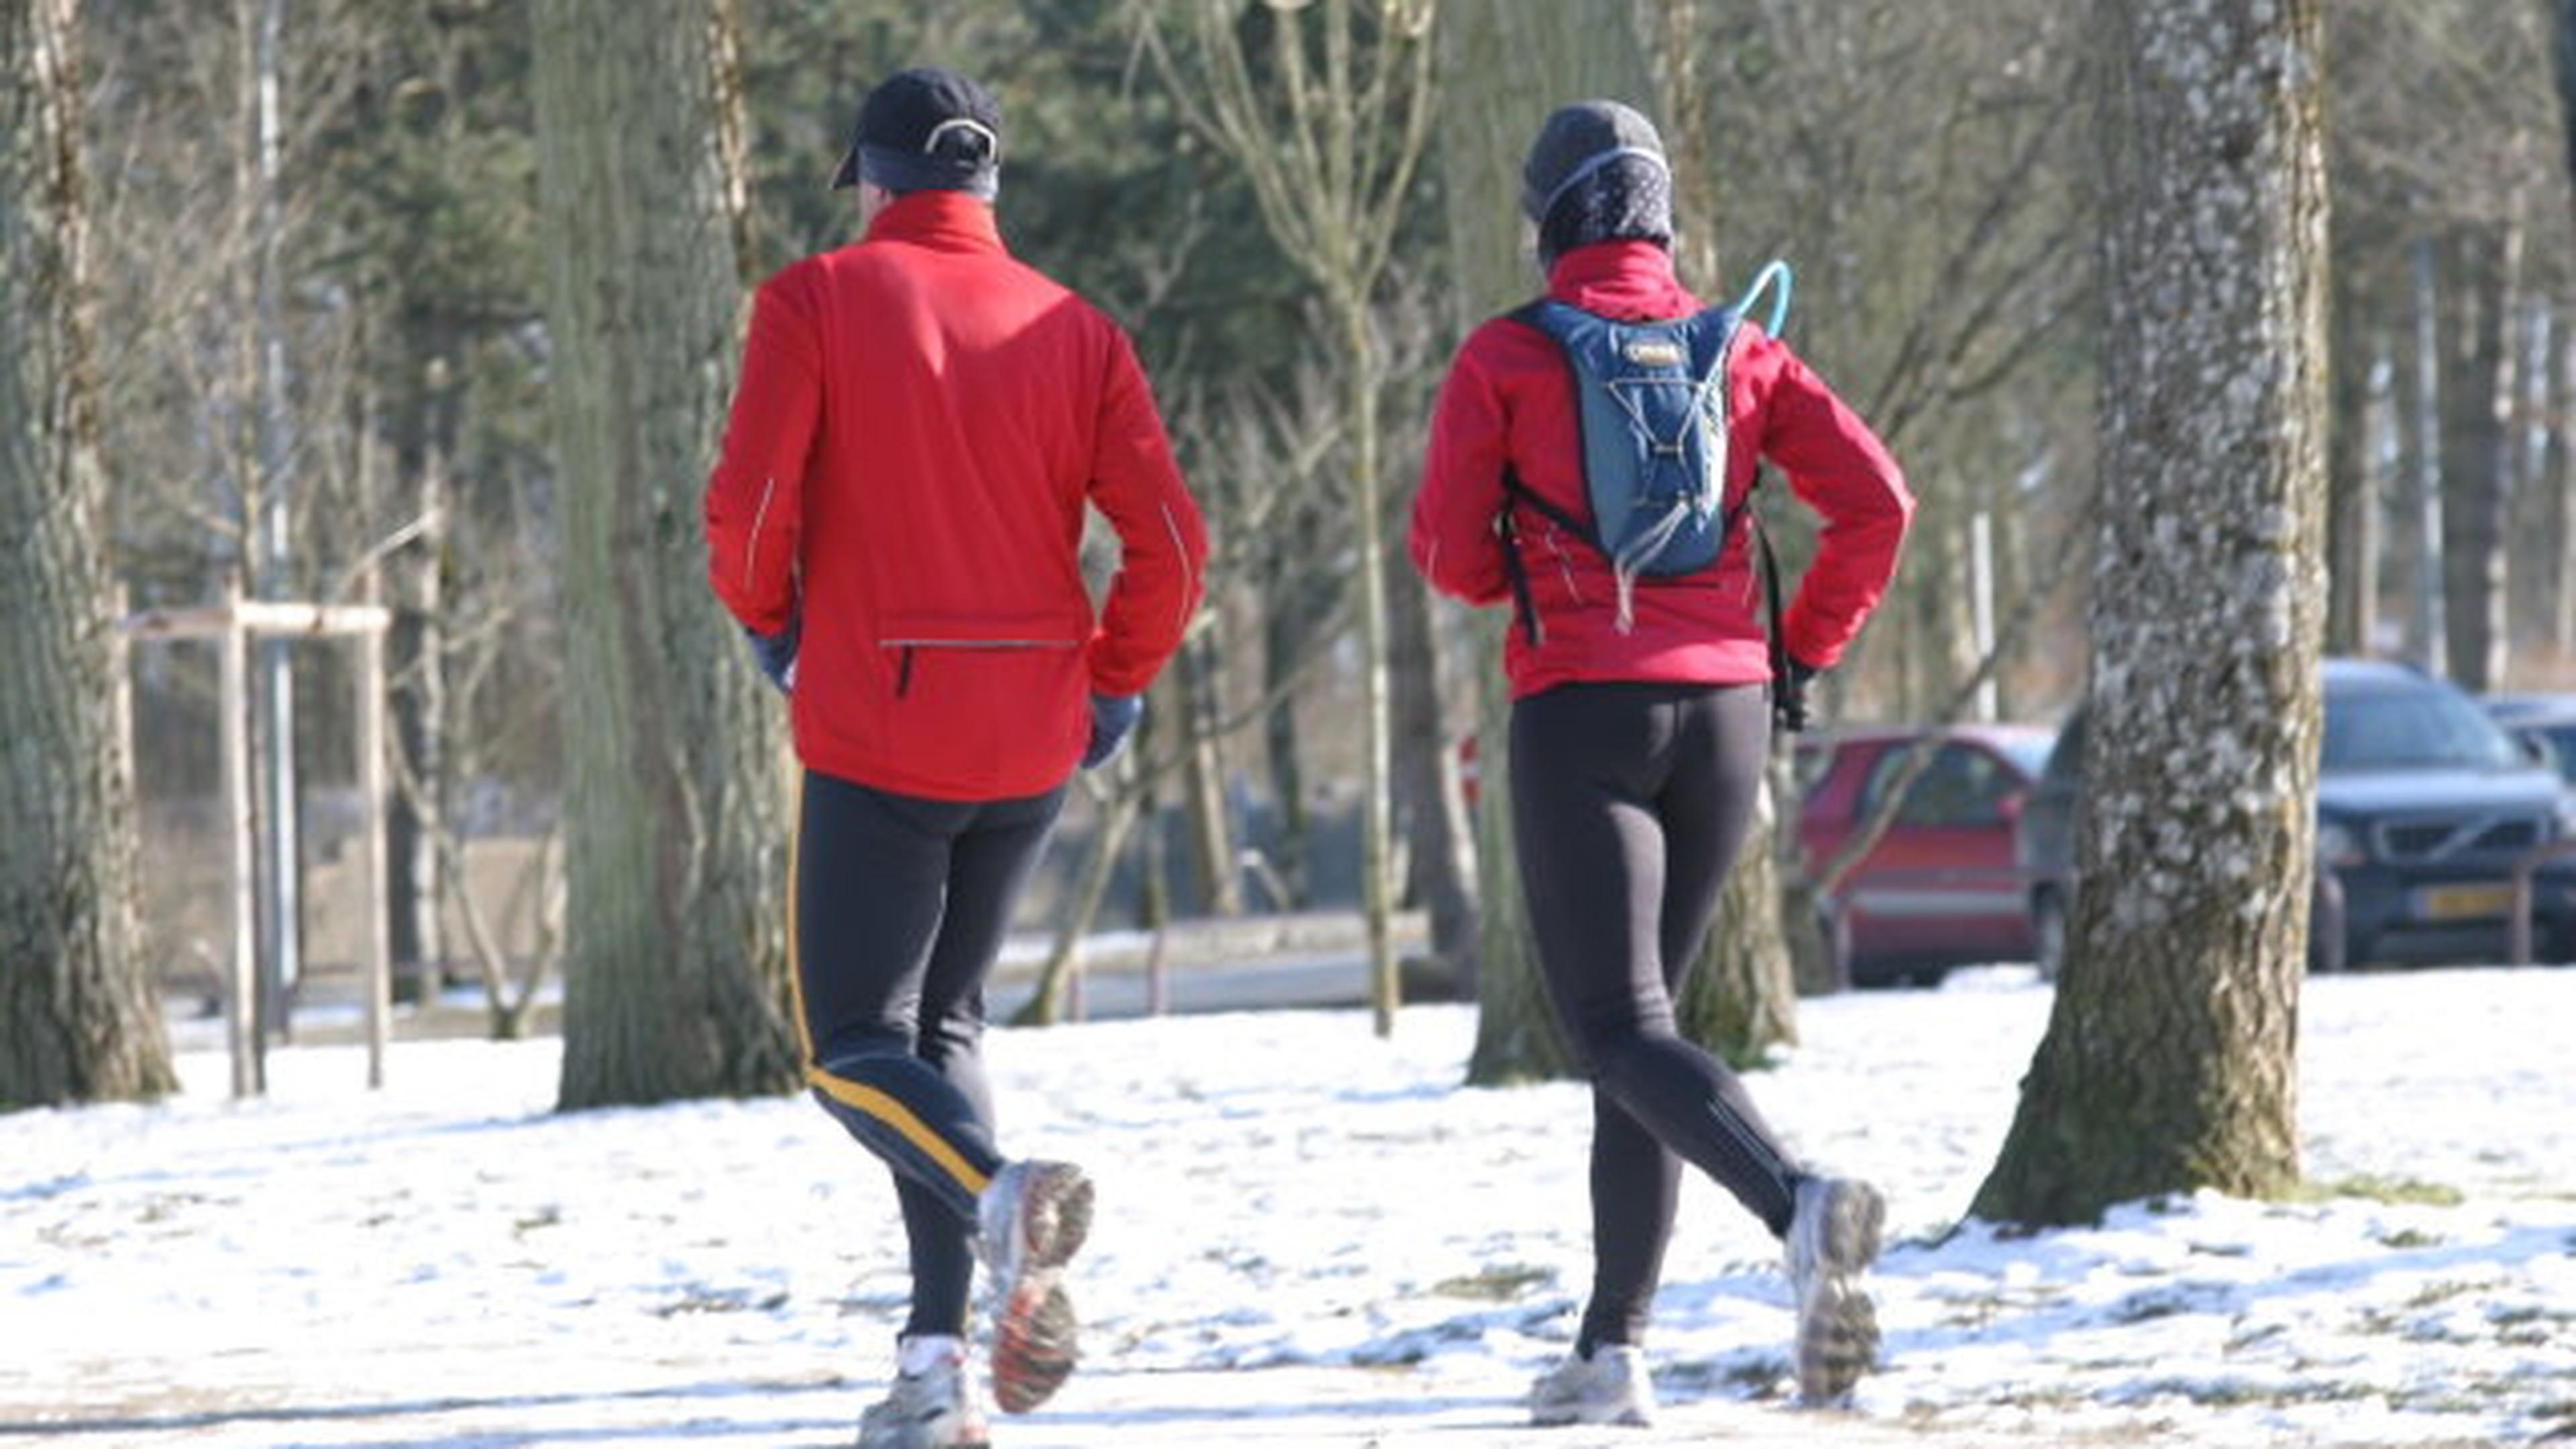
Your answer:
[1411,101,1911,1425]
[703,67,1206,1449]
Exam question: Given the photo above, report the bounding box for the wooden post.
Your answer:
[124,596,395,1094]
[356,627,392,1087]
[217,588,261,1098]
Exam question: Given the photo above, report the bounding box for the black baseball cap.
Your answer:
[829,67,1003,199]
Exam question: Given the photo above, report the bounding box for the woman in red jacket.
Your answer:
[704,68,1206,1449]
[1411,101,1912,1425]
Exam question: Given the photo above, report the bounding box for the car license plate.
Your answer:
[2416,883,2513,922]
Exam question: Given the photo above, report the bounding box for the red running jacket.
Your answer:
[1410,241,1912,700]
[704,191,1208,800]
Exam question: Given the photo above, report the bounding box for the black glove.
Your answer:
[1083,692,1143,769]
[1774,655,1822,733]
[745,621,799,694]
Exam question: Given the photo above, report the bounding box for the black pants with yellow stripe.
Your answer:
[795,768,1069,1340]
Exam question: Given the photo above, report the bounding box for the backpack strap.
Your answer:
[1493,286,1789,655]
[1497,467,1545,647]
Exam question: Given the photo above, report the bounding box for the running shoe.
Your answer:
[1784,1175,1886,1403]
[1529,1342,1656,1426]
[975,1160,1093,1414]
[857,1336,989,1449]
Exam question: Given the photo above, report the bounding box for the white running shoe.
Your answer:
[975,1160,1093,1414]
[857,1336,989,1449]
[1528,1343,1656,1427]
[1783,1175,1886,1403]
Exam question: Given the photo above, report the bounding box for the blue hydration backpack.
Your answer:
[1501,261,1792,638]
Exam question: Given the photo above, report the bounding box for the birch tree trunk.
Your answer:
[0,0,177,1108]
[1975,0,2326,1226]
[531,0,795,1108]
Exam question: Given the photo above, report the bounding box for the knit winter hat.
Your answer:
[830,67,1002,199]
[1520,100,1674,266]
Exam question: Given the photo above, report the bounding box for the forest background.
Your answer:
[45,0,2576,1036]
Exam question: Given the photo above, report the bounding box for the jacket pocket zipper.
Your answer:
[879,637,1081,702]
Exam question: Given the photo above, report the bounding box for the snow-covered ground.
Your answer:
[4,967,2571,1448]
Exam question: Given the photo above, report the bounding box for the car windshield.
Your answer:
[2323,688,2523,773]
[1998,735,2054,780]
[2528,723,2576,787]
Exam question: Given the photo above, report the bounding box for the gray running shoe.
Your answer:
[975,1160,1093,1414]
[1528,1343,1656,1427]
[1783,1175,1886,1403]
[857,1338,989,1449]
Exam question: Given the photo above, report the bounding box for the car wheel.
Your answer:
[2031,889,2068,982]
[2306,924,2345,974]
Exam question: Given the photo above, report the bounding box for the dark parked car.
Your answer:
[1796,724,2056,987]
[2483,694,2576,794]
[2022,659,2576,976]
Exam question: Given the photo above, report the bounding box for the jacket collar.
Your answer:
[1546,240,1699,321]
[864,189,1008,254]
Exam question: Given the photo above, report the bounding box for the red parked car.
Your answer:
[1795,723,2056,987]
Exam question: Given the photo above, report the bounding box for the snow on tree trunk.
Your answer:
[1974,0,2326,1226]
[0,0,178,1108]
[531,0,795,1109]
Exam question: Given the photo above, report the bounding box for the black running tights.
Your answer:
[1509,681,1807,1353]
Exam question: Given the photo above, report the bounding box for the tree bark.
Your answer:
[1637,0,1803,1051]
[1387,534,1478,998]
[1975,0,2325,1226]
[1175,632,1242,916]
[1438,0,1641,1085]
[2558,0,2576,222]
[1677,764,1799,1067]
[2554,313,2576,657]
[2323,266,2378,656]
[2439,217,2522,693]
[0,0,178,1109]
[531,0,796,1108]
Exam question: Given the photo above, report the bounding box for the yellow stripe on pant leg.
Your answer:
[786,771,814,1069]
[808,1067,994,1199]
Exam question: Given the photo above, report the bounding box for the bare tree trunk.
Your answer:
[1637,0,1803,1051]
[2555,312,2576,658]
[1976,0,2324,1227]
[1463,616,1568,1084]
[1260,575,1316,908]
[1387,535,1477,997]
[2440,213,2522,692]
[1140,0,1436,1038]
[1678,765,1799,1067]
[2325,268,2378,655]
[1440,0,1644,1085]
[2408,233,2448,677]
[1175,633,1242,916]
[1,0,177,1108]
[2559,0,2576,224]
[532,0,795,1108]
[387,355,450,994]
